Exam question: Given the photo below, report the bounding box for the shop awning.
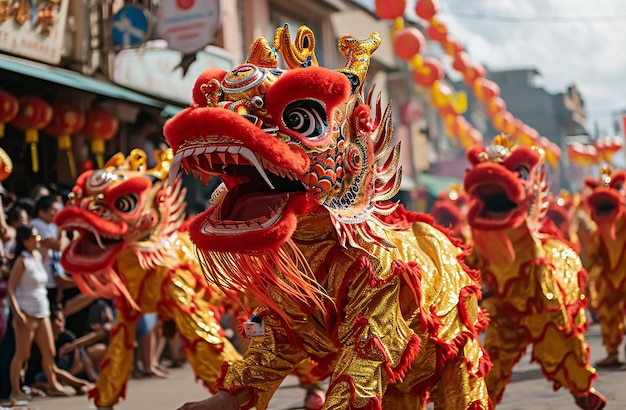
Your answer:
[418,173,462,197]
[0,54,184,111]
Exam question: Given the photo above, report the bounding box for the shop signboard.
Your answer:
[0,0,70,64]
[113,42,233,105]
[157,0,220,54]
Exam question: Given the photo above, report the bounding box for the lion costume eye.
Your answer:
[114,194,139,213]
[282,99,328,140]
[515,165,530,181]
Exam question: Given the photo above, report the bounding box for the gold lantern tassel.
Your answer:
[25,129,39,173]
[0,123,5,138]
[58,133,76,179]
[91,139,105,169]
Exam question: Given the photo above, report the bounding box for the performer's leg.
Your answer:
[530,320,605,409]
[430,355,491,410]
[595,281,625,365]
[484,313,528,405]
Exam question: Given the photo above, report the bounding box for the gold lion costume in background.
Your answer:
[55,149,241,409]
[464,135,605,410]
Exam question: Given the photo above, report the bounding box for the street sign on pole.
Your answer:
[112,5,151,48]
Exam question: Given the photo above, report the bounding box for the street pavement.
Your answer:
[7,323,626,410]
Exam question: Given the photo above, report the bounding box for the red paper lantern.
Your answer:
[443,39,463,58]
[415,0,439,21]
[426,19,448,42]
[375,0,406,20]
[463,64,486,87]
[11,96,52,173]
[45,103,85,178]
[486,97,507,117]
[0,90,18,138]
[0,147,12,182]
[473,78,500,102]
[412,57,444,88]
[492,111,515,135]
[393,27,426,61]
[452,52,470,73]
[82,107,119,169]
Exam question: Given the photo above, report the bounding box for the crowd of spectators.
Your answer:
[0,183,186,407]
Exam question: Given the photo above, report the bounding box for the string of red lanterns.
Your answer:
[384,9,482,149]
[567,137,622,167]
[375,0,562,169]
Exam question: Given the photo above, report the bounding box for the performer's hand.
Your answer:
[177,390,242,410]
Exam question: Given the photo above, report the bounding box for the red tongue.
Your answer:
[227,193,285,220]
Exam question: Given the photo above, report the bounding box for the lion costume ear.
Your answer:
[192,68,228,107]
[466,145,485,166]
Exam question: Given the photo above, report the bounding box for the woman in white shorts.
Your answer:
[7,225,70,403]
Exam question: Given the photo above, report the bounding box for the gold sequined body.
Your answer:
[221,213,490,410]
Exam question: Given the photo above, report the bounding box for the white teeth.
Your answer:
[238,147,275,189]
[177,143,276,190]
[169,153,182,187]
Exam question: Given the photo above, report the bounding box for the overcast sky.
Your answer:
[357,0,626,138]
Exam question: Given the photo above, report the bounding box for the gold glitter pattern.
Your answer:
[473,228,597,403]
[221,216,490,409]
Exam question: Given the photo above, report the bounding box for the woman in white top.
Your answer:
[7,225,69,402]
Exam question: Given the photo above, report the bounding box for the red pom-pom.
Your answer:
[415,0,439,21]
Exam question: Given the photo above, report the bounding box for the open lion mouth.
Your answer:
[59,221,124,268]
[588,192,620,222]
[171,140,307,233]
[468,183,519,226]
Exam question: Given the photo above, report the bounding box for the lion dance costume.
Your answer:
[164,25,491,410]
[54,149,241,409]
[584,165,626,367]
[464,135,606,409]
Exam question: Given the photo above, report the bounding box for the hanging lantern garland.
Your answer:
[45,103,85,179]
[567,137,622,167]
[0,90,19,139]
[10,96,53,173]
[382,7,482,149]
[408,0,562,169]
[82,107,118,169]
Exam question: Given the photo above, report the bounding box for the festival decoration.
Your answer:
[45,103,85,178]
[55,149,241,408]
[567,137,622,167]
[10,95,52,173]
[376,0,562,169]
[0,89,19,138]
[81,107,119,169]
[163,24,491,409]
[464,134,606,409]
[380,3,481,148]
[0,147,13,182]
